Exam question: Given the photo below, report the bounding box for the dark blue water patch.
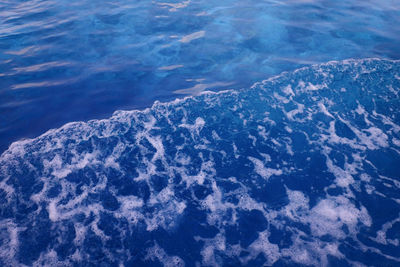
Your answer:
[387,222,400,243]
[53,222,76,261]
[268,224,293,249]
[339,239,399,267]
[18,209,53,265]
[367,148,400,177]
[192,187,209,202]
[0,59,400,266]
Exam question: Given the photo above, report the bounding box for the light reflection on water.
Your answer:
[0,0,400,152]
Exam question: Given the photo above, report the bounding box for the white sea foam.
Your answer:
[1,58,399,266]
[248,156,283,180]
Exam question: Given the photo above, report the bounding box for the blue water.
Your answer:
[1,59,400,266]
[1,1,400,266]
[1,0,400,153]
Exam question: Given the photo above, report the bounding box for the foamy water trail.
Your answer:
[1,59,400,266]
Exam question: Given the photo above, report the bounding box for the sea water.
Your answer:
[1,0,400,266]
[1,59,400,266]
[1,0,400,152]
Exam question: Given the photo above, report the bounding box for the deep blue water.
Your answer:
[1,1,400,266]
[1,0,400,153]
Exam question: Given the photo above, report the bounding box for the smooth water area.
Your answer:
[1,0,400,152]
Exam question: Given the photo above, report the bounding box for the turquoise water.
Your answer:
[1,0,400,152]
[1,1,400,266]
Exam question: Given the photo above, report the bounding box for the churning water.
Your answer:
[1,1,400,266]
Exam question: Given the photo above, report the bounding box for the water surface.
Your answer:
[1,59,400,266]
[1,0,400,152]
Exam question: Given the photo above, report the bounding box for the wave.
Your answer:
[1,58,400,266]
